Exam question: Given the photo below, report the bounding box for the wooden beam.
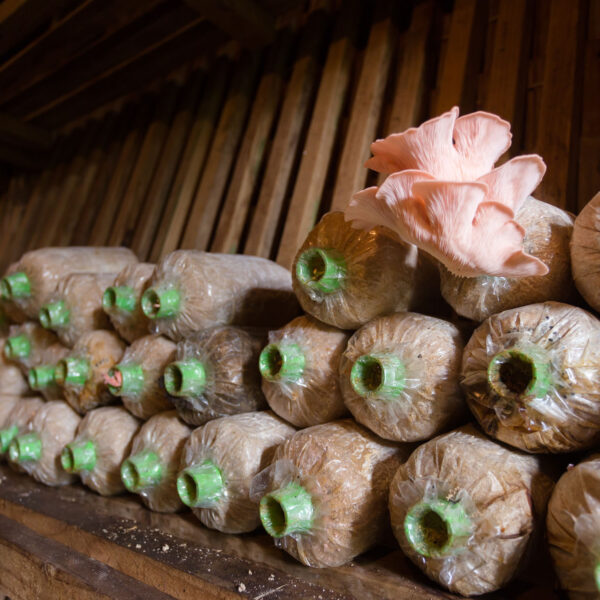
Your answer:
[0,141,45,169]
[0,112,52,150]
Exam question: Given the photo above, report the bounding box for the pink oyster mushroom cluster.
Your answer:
[344,106,549,278]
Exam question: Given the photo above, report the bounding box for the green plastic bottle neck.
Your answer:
[102,286,137,313]
[9,432,42,463]
[0,425,19,453]
[61,440,97,472]
[107,363,144,397]
[141,287,180,319]
[4,334,31,359]
[350,353,405,399]
[177,460,224,508]
[260,482,314,538]
[28,364,56,389]
[404,498,473,558]
[295,248,347,294]
[164,360,206,396]
[39,300,70,329]
[1,272,31,300]
[487,345,552,400]
[595,561,600,592]
[121,450,163,492]
[55,357,90,386]
[259,343,305,383]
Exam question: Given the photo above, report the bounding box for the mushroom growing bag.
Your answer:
[0,247,137,319]
[165,326,267,426]
[178,411,294,534]
[4,321,60,375]
[389,425,554,596]
[27,340,69,401]
[1,396,45,468]
[103,262,155,343]
[0,337,28,396]
[462,302,600,453]
[259,316,350,427]
[141,250,299,341]
[339,312,466,442]
[252,419,407,568]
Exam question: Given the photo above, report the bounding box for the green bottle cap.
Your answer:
[350,353,406,399]
[141,287,180,319]
[39,300,70,329]
[107,363,145,396]
[61,440,97,472]
[1,272,31,300]
[28,364,56,390]
[487,345,552,400]
[55,357,90,386]
[177,460,224,508]
[164,360,206,396]
[0,425,19,453]
[102,286,137,313]
[404,498,473,558]
[295,248,347,294]
[595,561,600,592]
[4,334,31,359]
[260,482,314,538]
[121,450,163,492]
[259,343,305,383]
[9,432,42,463]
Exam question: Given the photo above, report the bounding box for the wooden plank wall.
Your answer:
[0,0,597,274]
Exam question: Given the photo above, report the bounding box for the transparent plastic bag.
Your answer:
[1,396,44,467]
[103,262,155,343]
[571,191,600,314]
[4,321,60,375]
[291,212,440,330]
[1,395,25,457]
[547,455,600,599]
[260,316,350,427]
[439,197,575,322]
[27,341,69,401]
[1,247,137,319]
[8,400,81,486]
[165,325,267,426]
[39,272,116,348]
[141,250,300,341]
[462,301,600,453]
[250,419,408,568]
[1,263,29,324]
[121,410,191,512]
[340,312,466,442]
[389,424,554,596]
[56,330,126,414]
[62,406,140,496]
[178,411,295,534]
[0,337,28,396]
[106,334,176,420]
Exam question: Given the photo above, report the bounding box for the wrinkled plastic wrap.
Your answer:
[179,411,295,534]
[4,321,60,375]
[250,419,408,568]
[340,312,466,442]
[27,341,69,401]
[41,272,116,348]
[108,334,176,420]
[260,316,350,427]
[547,455,600,599]
[0,395,23,457]
[103,262,155,343]
[439,197,575,322]
[462,301,600,453]
[9,400,81,486]
[1,396,45,466]
[571,192,600,313]
[1,247,137,319]
[0,337,28,396]
[291,212,440,330]
[123,410,191,512]
[166,326,267,426]
[1,263,28,324]
[389,424,554,596]
[143,250,299,341]
[58,330,126,414]
[63,406,140,496]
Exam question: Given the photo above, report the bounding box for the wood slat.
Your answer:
[276,0,362,269]
[0,112,52,150]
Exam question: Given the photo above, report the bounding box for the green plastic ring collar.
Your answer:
[259,343,305,383]
[39,300,70,329]
[1,272,31,300]
[4,334,31,359]
[295,248,347,294]
[177,460,224,508]
[260,482,314,538]
[61,440,97,473]
[0,425,19,453]
[55,357,90,386]
[404,498,473,558]
[102,286,137,313]
[121,450,163,492]
[595,561,600,592]
[350,353,405,399]
[107,364,145,397]
[164,360,206,397]
[141,287,180,319]
[9,433,42,463]
[28,364,56,390]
